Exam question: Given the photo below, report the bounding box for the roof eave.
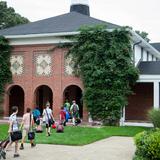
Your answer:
[4,31,80,39]
[130,29,160,58]
[4,29,160,58]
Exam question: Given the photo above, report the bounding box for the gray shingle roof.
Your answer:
[138,61,160,75]
[0,12,119,36]
[150,43,160,52]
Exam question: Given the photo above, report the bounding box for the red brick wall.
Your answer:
[3,44,88,120]
[125,83,153,121]
[3,44,154,122]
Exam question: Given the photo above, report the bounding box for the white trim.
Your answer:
[9,36,73,45]
[138,75,160,82]
[123,122,153,127]
[71,0,89,5]
[3,29,160,58]
[119,107,125,126]
[154,81,160,108]
[5,31,79,39]
[130,29,160,59]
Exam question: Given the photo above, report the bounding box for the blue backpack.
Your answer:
[33,109,40,118]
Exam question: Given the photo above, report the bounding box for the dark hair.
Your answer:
[26,108,31,113]
[12,106,18,113]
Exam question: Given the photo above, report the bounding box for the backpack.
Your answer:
[75,118,81,125]
[36,125,43,133]
[33,109,40,118]
[56,124,64,133]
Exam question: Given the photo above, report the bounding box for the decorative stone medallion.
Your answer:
[65,54,75,75]
[10,55,24,75]
[35,54,52,76]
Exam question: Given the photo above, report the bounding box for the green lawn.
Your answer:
[0,124,150,145]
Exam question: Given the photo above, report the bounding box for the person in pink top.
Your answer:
[19,108,36,150]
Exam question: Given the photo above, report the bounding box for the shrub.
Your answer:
[134,129,160,160]
[148,109,160,128]
[133,155,147,160]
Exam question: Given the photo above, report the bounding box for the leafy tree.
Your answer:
[0,36,12,104]
[135,30,150,42]
[0,1,29,29]
[67,25,139,125]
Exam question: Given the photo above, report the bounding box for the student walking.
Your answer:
[70,100,79,126]
[64,99,70,112]
[20,107,36,150]
[42,102,54,136]
[32,107,41,128]
[59,106,66,126]
[4,106,20,158]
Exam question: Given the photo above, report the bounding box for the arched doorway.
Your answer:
[8,85,24,116]
[34,85,53,114]
[63,85,83,118]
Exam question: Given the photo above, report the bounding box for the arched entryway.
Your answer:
[63,85,83,118]
[8,85,24,116]
[34,85,53,114]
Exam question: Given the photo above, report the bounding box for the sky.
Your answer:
[3,0,160,42]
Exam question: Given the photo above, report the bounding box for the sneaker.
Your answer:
[19,144,24,150]
[13,154,20,158]
[48,132,51,136]
[1,150,6,159]
[31,143,36,148]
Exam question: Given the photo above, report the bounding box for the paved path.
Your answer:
[5,137,135,160]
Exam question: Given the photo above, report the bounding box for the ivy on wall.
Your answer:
[0,36,12,106]
[67,25,139,125]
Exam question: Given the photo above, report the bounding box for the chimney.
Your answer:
[70,0,90,16]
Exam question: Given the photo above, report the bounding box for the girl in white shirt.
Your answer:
[42,102,54,136]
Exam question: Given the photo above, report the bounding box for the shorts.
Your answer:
[22,128,29,138]
[72,112,79,118]
[9,131,21,142]
[46,120,51,128]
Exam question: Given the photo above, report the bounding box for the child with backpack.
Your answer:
[70,100,79,126]
[59,106,66,126]
[32,107,41,126]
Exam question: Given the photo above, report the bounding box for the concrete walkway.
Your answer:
[5,137,135,160]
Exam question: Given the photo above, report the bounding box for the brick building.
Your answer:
[0,0,160,125]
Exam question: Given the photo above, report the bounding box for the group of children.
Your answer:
[2,100,80,159]
[2,106,35,159]
[61,100,80,126]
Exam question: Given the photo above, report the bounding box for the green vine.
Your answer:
[0,36,12,106]
[67,25,139,125]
